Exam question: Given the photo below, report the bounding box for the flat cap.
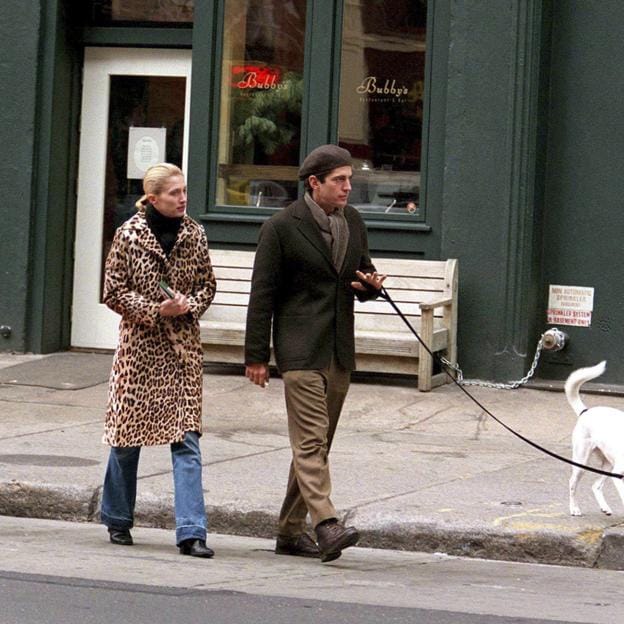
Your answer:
[298,144,352,180]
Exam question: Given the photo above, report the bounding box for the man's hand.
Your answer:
[246,362,270,388]
[351,270,387,292]
[159,292,190,317]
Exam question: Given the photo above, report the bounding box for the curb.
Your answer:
[595,525,624,569]
[356,522,603,568]
[1,480,622,571]
[0,482,97,522]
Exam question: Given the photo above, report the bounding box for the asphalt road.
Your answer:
[0,516,621,624]
[1,572,578,624]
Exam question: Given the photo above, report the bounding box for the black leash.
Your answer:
[378,287,623,480]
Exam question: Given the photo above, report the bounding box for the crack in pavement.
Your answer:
[0,381,108,391]
[135,445,292,482]
[0,397,103,410]
[0,420,103,441]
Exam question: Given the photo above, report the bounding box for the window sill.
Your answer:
[198,210,432,232]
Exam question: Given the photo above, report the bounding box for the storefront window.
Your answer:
[339,0,427,219]
[88,0,193,25]
[216,0,307,208]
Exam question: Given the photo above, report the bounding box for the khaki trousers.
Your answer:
[278,359,351,535]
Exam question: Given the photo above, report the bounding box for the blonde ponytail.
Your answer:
[135,194,150,210]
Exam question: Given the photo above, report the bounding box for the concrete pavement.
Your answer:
[2,515,623,624]
[1,351,624,569]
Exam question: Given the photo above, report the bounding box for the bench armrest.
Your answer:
[419,297,453,311]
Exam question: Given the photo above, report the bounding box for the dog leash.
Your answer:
[378,287,624,479]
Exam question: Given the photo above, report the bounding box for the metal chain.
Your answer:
[440,333,546,390]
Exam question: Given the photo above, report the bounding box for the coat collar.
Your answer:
[291,199,359,276]
[124,210,192,261]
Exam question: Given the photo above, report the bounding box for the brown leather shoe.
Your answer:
[275,533,321,558]
[315,520,359,563]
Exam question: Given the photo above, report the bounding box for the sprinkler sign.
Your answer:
[547,285,594,327]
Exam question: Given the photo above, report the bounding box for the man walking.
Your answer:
[244,144,385,562]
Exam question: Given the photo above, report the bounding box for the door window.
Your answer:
[101,75,187,293]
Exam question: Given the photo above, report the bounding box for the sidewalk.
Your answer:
[1,351,623,569]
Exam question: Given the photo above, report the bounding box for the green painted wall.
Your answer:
[0,1,42,351]
[0,0,80,354]
[440,0,546,382]
[28,0,81,353]
[539,0,624,384]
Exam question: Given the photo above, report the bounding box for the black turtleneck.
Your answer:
[145,204,183,256]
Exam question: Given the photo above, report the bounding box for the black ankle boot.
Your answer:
[108,528,133,546]
[178,538,214,558]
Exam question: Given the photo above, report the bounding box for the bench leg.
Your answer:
[417,309,434,391]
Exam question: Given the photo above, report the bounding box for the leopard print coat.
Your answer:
[102,209,216,447]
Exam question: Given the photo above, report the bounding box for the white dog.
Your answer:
[566,361,624,516]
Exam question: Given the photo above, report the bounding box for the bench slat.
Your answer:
[377,289,447,303]
[214,282,448,303]
[355,314,446,332]
[355,300,445,316]
[355,328,448,354]
[209,249,257,267]
[204,305,248,322]
[210,266,253,281]
[213,281,251,295]
[212,292,252,305]
[372,258,447,278]
[382,277,447,291]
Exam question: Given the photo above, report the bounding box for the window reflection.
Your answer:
[339,0,427,218]
[217,0,306,208]
[89,0,193,25]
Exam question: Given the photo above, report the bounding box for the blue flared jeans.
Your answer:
[100,431,207,545]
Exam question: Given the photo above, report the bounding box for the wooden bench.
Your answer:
[200,250,458,391]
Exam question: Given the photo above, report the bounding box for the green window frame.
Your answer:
[189,0,448,256]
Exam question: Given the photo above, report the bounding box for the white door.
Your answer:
[71,47,192,349]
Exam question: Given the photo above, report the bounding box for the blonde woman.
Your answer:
[100,163,217,558]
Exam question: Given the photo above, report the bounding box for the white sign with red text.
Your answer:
[547,285,594,327]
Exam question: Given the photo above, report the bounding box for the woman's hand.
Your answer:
[159,292,190,317]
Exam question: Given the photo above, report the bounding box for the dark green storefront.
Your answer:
[1,0,622,387]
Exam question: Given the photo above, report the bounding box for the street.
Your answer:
[0,516,621,623]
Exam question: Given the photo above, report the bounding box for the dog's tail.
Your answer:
[564,361,606,416]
